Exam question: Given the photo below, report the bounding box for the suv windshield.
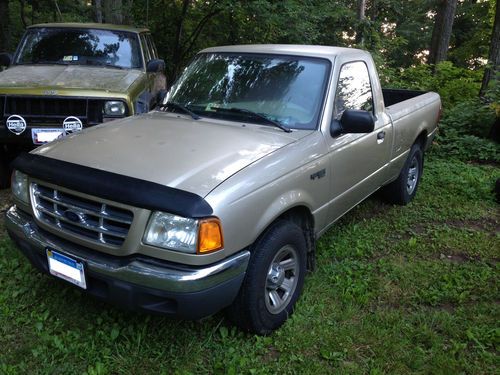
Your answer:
[15,28,142,69]
[166,53,330,130]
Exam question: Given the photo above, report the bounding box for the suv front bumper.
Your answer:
[5,205,250,319]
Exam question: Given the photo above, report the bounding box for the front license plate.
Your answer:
[46,249,87,289]
[32,128,64,144]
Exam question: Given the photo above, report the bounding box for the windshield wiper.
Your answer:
[158,101,201,120]
[213,107,291,133]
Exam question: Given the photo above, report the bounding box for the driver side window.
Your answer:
[334,61,373,119]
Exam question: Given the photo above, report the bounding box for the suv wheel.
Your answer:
[227,220,307,335]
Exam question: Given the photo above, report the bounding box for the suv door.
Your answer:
[326,60,393,221]
[140,33,166,109]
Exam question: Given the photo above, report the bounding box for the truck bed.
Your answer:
[382,88,428,107]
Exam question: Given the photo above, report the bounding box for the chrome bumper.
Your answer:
[5,205,250,294]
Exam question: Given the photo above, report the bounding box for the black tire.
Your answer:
[381,143,423,205]
[227,220,307,335]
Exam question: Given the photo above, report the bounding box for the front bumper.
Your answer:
[5,205,250,319]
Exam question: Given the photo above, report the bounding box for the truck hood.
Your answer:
[0,65,143,92]
[33,112,309,197]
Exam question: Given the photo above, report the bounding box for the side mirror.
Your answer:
[146,58,165,73]
[0,53,12,67]
[330,109,375,137]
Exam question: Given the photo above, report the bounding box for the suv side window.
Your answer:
[140,34,151,63]
[146,34,158,59]
[334,61,373,119]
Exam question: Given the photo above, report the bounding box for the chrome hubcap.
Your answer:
[265,245,299,314]
[406,156,419,195]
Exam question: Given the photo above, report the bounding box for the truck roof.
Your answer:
[28,22,149,34]
[200,44,370,60]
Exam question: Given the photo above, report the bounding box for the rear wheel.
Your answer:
[227,220,307,335]
[382,143,423,205]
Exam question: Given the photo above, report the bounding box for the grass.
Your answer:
[0,155,498,374]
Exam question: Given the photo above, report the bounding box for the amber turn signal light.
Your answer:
[197,218,224,254]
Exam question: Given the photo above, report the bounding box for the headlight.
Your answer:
[103,101,126,116]
[11,170,29,204]
[144,211,223,254]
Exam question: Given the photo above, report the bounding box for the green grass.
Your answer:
[0,156,498,374]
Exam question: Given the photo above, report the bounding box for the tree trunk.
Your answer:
[169,0,190,83]
[103,0,123,24]
[479,0,500,97]
[428,0,458,65]
[369,0,378,21]
[19,0,28,28]
[356,0,367,44]
[0,0,9,53]
[93,0,103,23]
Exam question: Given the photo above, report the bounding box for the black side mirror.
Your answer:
[146,58,165,73]
[0,53,12,67]
[330,109,375,137]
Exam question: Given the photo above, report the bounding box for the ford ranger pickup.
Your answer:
[0,23,166,186]
[6,45,441,334]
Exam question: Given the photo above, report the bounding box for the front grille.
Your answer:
[31,183,133,247]
[3,96,112,126]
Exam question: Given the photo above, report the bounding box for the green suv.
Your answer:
[0,23,166,186]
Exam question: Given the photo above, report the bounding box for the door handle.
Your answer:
[377,131,385,144]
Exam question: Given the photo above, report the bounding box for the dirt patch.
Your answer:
[438,252,479,263]
[389,216,500,242]
[444,217,500,235]
[263,346,280,363]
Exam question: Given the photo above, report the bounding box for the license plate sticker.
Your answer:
[46,249,87,289]
[32,128,64,144]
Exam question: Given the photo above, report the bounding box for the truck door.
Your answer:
[325,60,393,222]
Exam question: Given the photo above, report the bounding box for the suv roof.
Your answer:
[28,22,149,34]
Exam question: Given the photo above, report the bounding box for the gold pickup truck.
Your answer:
[0,23,166,186]
[6,45,441,334]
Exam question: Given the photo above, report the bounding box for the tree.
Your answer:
[93,0,133,24]
[356,0,367,44]
[480,0,500,97]
[0,0,9,52]
[428,0,458,65]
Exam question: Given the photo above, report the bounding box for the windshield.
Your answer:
[15,28,142,69]
[166,53,330,130]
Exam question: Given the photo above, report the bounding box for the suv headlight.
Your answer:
[11,170,29,204]
[103,101,126,116]
[144,211,223,254]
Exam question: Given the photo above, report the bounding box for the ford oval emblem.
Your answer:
[6,114,27,135]
[64,209,86,224]
[63,116,83,134]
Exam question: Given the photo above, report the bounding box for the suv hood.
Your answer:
[0,65,143,92]
[33,112,309,197]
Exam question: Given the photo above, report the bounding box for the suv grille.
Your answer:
[31,183,133,246]
[2,96,113,126]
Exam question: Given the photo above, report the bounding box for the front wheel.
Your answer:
[381,143,423,205]
[227,220,307,335]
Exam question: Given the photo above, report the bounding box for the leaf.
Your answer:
[110,327,120,341]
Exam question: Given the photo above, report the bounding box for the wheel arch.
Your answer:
[254,204,316,271]
[415,129,428,150]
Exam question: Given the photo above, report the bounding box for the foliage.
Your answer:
[2,0,497,82]
[0,158,498,374]
[431,134,499,163]
[381,61,483,107]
